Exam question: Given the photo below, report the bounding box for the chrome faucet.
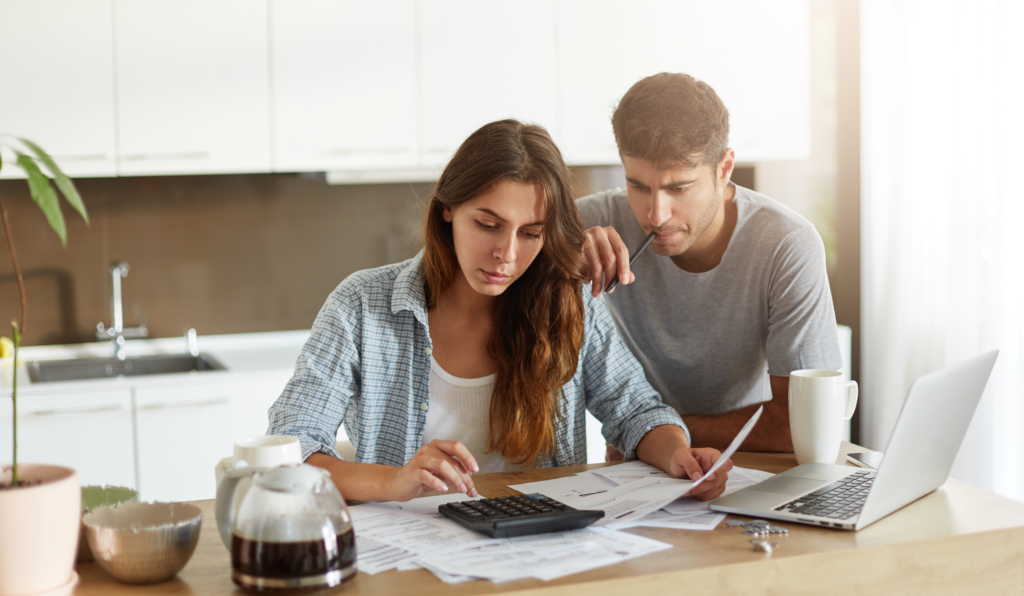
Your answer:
[96,262,148,360]
[185,328,199,357]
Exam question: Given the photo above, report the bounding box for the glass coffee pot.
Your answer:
[216,464,356,593]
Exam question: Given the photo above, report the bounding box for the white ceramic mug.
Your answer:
[233,435,302,469]
[789,370,858,465]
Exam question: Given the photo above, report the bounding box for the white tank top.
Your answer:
[422,357,525,474]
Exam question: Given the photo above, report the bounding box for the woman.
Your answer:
[268,120,730,502]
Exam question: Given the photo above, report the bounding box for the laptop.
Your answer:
[710,350,998,531]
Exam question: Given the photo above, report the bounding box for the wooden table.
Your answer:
[73,444,1024,595]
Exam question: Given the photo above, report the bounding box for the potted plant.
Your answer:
[0,137,90,596]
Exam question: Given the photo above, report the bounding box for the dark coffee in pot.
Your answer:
[231,528,357,593]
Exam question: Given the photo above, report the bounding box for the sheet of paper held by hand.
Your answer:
[595,466,772,530]
[511,406,765,529]
[685,404,764,492]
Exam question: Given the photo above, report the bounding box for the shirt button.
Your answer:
[420,402,428,411]
[425,348,432,356]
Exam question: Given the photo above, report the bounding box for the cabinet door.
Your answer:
[0,0,118,178]
[113,0,272,175]
[0,390,135,488]
[134,385,233,502]
[557,0,810,165]
[556,0,691,165]
[419,0,557,168]
[228,373,350,455]
[272,0,417,172]
[225,374,290,439]
[685,0,810,161]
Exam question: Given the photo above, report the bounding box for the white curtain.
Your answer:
[861,0,1024,501]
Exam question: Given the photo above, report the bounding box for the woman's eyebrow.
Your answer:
[477,208,544,227]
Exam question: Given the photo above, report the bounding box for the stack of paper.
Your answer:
[507,462,770,532]
[348,407,772,582]
[349,493,672,583]
[509,462,774,531]
[509,405,772,530]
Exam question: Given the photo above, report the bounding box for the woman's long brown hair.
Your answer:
[422,119,587,467]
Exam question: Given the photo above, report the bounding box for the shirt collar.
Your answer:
[391,249,430,326]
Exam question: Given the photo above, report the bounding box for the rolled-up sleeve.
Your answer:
[268,284,362,461]
[580,293,689,459]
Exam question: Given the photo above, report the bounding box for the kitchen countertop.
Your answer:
[71,445,1024,595]
[0,330,310,398]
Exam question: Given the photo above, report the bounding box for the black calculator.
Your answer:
[438,493,604,538]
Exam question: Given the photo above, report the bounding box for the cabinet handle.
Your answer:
[27,404,122,416]
[52,154,108,162]
[121,151,210,161]
[141,397,229,410]
[323,147,410,155]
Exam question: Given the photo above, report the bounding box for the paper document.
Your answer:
[510,407,763,526]
[349,495,485,574]
[507,472,618,502]
[662,466,775,515]
[415,527,672,583]
[510,473,694,526]
[589,459,673,484]
[569,476,696,525]
[610,508,727,531]
[686,405,763,492]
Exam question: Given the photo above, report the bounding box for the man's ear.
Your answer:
[442,205,454,223]
[717,148,736,187]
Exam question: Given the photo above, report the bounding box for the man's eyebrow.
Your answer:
[625,177,699,189]
[477,208,544,227]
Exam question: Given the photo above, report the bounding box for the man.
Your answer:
[578,73,842,453]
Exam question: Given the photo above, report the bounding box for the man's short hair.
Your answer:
[612,72,730,170]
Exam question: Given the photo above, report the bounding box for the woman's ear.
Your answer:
[442,204,454,223]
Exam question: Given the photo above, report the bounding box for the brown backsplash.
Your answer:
[0,173,433,346]
[0,166,754,347]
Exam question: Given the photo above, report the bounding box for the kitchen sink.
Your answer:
[27,353,227,383]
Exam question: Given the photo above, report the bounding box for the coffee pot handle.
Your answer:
[216,467,261,549]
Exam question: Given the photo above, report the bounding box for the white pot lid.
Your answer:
[254,464,327,492]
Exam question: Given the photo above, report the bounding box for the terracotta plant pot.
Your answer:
[0,464,80,596]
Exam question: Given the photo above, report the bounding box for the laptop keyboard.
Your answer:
[774,470,876,520]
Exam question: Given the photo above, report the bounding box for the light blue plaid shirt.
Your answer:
[267,251,688,468]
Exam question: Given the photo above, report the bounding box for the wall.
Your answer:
[0,174,431,346]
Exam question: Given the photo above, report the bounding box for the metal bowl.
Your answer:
[83,501,202,584]
[77,485,138,563]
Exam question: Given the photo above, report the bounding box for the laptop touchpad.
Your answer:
[749,476,826,496]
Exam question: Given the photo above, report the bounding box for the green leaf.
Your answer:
[16,152,67,246]
[19,138,88,225]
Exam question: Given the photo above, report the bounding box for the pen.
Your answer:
[604,231,656,293]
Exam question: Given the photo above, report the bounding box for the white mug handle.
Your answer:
[843,380,859,420]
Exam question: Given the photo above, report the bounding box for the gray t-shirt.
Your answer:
[577,185,843,416]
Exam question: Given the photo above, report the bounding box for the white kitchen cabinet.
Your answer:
[556,0,693,165]
[272,0,418,172]
[134,374,290,502]
[685,0,810,161]
[418,0,557,169]
[0,0,118,178]
[113,0,272,176]
[225,375,291,440]
[0,390,135,488]
[556,0,809,165]
[134,384,234,502]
